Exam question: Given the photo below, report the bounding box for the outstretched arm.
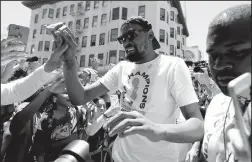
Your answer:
[60,28,111,105]
[1,65,60,106]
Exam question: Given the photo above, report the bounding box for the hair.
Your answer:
[209,4,251,29]
[8,68,28,82]
[121,16,152,30]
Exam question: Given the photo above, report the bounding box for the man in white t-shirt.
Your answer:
[186,4,251,162]
[57,16,204,162]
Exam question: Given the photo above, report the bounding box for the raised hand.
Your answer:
[44,23,69,73]
[90,57,100,70]
[103,111,164,142]
[1,36,28,67]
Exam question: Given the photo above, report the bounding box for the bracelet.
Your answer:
[103,112,110,118]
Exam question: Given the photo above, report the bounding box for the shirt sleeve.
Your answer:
[99,61,123,94]
[168,59,199,107]
[1,64,58,105]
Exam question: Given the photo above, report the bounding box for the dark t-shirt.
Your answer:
[4,118,34,162]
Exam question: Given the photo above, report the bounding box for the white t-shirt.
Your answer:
[1,64,58,105]
[99,55,198,162]
[202,93,251,162]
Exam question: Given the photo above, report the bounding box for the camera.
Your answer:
[54,140,89,162]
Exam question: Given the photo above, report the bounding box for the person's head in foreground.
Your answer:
[206,4,251,96]
[117,16,160,63]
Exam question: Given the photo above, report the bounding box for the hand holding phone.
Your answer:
[228,73,251,162]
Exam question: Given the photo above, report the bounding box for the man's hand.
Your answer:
[185,147,200,162]
[60,27,77,62]
[103,111,164,142]
[86,101,104,123]
[90,57,100,70]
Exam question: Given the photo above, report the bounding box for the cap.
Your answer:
[121,16,161,50]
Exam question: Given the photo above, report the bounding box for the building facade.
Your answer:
[22,1,189,68]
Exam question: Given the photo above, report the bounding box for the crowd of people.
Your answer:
[1,4,251,162]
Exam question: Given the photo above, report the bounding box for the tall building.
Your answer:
[22,1,189,68]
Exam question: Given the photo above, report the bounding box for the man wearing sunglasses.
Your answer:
[54,16,204,162]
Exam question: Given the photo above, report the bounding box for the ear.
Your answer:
[148,30,154,40]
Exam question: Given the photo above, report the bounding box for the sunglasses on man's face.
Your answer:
[117,28,149,44]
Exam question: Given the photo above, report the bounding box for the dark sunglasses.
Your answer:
[117,28,149,44]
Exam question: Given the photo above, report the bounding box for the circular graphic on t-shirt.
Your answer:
[50,122,72,140]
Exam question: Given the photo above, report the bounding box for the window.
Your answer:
[182,38,185,45]
[52,42,55,51]
[112,7,119,20]
[34,14,39,23]
[75,37,79,45]
[99,33,105,45]
[91,35,96,46]
[32,29,37,38]
[30,45,35,54]
[166,32,168,45]
[82,36,87,47]
[166,12,169,23]
[177,27,180,35]
[38,41,43,51]
[44,41,50,51]
[159,29,165,43]
[138,6,145,18]
[102,1,108,7]
[109,50,117,64]
[77,2,83,10]
[122,7,127,20]
[40,25,46,34]
[48,9,54,18]
[175,30,177,39]
[76,20,81,29]
[170,11,174,21]
[170,27,174,38]
[63,6,67,16]
[160,8,165,21]
[170,45,174,55]
[84,18,89,28]
[177,40,180,49]
[80,55,85,67]
[42,58,48,64]
[46,25,50,35]
[42,9,47,19]
[56,8,60,18]
[68,21,73,29]
[70,4,75,13]
[94,1,99,9]
[92,16,98,27]
[88,54,94,66]
[119,50,125,61]
[85,1,90,10]
[159,51,164,55]
[98,53,104,66]
[108,31,110,42]
[110,28,118,41]
[101,14,107,26]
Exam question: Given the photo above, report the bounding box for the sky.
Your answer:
[1,1,251,59]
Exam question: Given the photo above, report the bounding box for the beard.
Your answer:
[125,44,145,63]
